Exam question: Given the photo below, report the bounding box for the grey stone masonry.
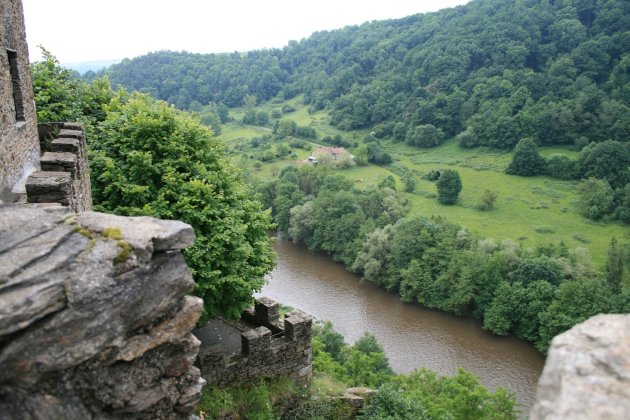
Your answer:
[0,204,204,419]
[198,298,313,387]
[26,122,92,212]
[0,0,40,201]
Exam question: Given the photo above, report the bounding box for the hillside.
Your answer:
[102,0,630,149]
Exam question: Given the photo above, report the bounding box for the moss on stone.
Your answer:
[73,226,93,239]
[114,240,132,265]
[103,227,122,241]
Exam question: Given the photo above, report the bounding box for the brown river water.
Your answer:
[257,235,546,413]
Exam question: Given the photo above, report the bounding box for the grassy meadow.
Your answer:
[218,97,629,271]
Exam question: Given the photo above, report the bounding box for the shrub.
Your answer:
[436,170,462,204]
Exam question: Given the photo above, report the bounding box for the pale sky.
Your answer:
[21,0,469,64]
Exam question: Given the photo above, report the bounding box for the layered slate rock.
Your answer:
[530,314,630,419]
[0,204,204,419]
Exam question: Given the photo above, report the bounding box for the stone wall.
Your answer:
[197,297,313,388]
[26,122,93,211]
[0,204,204,419]
[530,314,630,419]
[0,0,40,202]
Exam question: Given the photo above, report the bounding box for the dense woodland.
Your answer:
[99,0,630,221]
[79,0,630,350]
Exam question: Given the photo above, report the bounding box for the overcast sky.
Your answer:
[22,0,469,64]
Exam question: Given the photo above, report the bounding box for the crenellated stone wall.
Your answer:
[0,0,40,202]
[197,297,313,388]
[0,204,204,419]
[26,122,93,212]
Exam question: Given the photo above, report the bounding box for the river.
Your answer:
[257,235,546,413]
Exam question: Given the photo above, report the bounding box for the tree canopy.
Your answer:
[100,0,630,151]
[32,53,275,320]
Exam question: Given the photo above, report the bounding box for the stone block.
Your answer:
[241,326,271,355]
[285,313,312,341]
[51,137,80,153]
[26,171,71,205]
[40,152,77,174]
[58,129,83,139]
[255,297,280,323]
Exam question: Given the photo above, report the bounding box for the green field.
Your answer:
[220,98,629,271]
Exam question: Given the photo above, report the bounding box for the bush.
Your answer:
[90,93,274,319]
[506,138,546,176]
[436,170,462,204]
[405,124,445,148]
[546,155,578,180]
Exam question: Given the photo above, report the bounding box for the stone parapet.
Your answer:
[198,298,313,387]
[26,122,92,212]
[0,204,203,419]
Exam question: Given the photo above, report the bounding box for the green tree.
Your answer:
[505,138,546,176]
[538,277,614,351]
[606,237,624,294]
[579,141,630,189]
[436,170,462,205]
[577,177,614,220]
[275,118,297,138]
[90,93,275,319]
[405,124,445,148]
[480,189,498,210]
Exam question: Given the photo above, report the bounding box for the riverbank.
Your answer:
[258,235,545,412]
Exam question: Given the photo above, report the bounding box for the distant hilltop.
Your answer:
[61,59,121,74]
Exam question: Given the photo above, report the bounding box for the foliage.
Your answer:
[359,383,429,419]
[479,189,498,211]
[197,378,300,419]
[436,169,462,205]
[577,177,614,220]
[546,155,578,180]
[90,93,275,319]
[103,0,630,152]
[312,323,517,419]
[505,138,547,177]
[405,124,445,148]
[31,47,114,127]
[578,141,630,189]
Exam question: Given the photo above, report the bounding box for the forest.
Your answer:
[98,0,630,222]
[84,0,630,349]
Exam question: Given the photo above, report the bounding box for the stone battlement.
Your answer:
[196,297,313,387]
[25,122,92,212]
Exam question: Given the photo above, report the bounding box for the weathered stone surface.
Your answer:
[0,0,40,200]
[198,299,313,388]
[58,128,83,139]
[530,314,630,420]
[51,137,80,153]
[77,211,195,260]
[40,151,77,173]
[0,205,202,419]
[25,171,72,205]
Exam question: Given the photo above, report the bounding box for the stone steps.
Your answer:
[40,151,77,174]
[25,171,72,206]
[24,122,90,211]
[51,137,80,153]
